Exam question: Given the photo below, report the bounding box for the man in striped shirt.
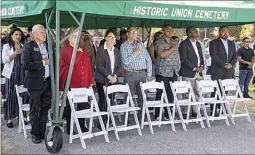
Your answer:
[120,27,152,120]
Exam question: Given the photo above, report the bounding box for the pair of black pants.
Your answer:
[96,82,114,123]
[64,98,90,132]
[28,79,51,137]
[155,73,177,118]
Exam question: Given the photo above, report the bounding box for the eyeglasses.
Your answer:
[165,29,174,33]
[128,30,137,34]
[106,36,116,40]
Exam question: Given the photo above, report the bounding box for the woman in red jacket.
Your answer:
[59,27,93,134]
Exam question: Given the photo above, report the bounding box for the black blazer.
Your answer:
[94,45,122,84]
[179,38,204,78]
[22,40,46,90]
[209,38,237,78]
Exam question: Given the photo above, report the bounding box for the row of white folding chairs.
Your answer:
[62,78,252,149]
[140,78,252,133]
[67,84,142,149]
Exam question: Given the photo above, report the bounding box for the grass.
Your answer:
[234,88,255,114]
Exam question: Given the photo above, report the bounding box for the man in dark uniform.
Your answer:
[22,24,51,144]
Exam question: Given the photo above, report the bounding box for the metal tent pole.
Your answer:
[45,10,56,117]
[59,12,86,121]
[54,9,60,121]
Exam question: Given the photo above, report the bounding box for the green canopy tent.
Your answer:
[2,0,255,153]
[2,1,255,28]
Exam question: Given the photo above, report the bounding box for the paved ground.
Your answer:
[1,114,255,154]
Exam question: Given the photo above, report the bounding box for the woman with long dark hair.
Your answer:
[2,27,29,128]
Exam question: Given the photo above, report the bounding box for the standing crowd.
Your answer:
[1,23,255,144]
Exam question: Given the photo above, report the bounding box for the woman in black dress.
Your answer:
[2,27,29,128]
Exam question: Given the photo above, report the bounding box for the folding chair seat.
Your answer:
[170,81,207,131]
[104,84,142,140]
[67,87,109,149]
[196,80,230,127]
[219,79,252,124]
[15,85,52,138]
[140,81,175,134]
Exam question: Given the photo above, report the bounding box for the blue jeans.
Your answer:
[239,70,253,94]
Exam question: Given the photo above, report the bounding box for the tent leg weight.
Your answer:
[45,125,63,154]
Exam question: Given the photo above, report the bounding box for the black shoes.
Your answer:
[7,122,13,128]
[243,93,252,99]
[31,134,42,144]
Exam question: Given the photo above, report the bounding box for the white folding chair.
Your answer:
[170,81,206,131]
[15,85,30,138]
[219,79,252,124]
[140,81,175,134]
[104,84,142,140]
[15,85,52,138]
[197,80,230,127]
[67,87,109,149]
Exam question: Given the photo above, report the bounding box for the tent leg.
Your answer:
[45,9,56,120]
[59,12,86,121]
[55,9,60,121]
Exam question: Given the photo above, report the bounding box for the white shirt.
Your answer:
[104,42,115,74]
[220,38,229,60]
[37,43,50,79]
[189,38,200,67]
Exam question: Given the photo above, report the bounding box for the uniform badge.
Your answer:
[34,47,40,51]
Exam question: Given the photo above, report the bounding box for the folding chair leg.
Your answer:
[176,105,187,131]
[222,104,230,126]
[18,112,22,133]
[110,112,120,140]
[225,103,235,124]
[133,110,142,136]
[145,107,154,134]
[202,104,211,128]
[89,118,93,134]
[242,101,252,123]
[69,114,74,144]
[197,105,205,128]
[141,107,145,129]
[186,105,191,124]
[75,117,87,149]
[233,102,237,115]
[158,107,163,127]
[166,106,175,131]
[98,115,109,143]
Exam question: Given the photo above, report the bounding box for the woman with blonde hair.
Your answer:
[59,27,93,134]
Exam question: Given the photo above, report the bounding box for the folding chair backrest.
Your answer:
[67,87,96,112]
[15,85,27,106]
[197,80,222,101]
[140,81,169,103]
[219,79,240,99]
[170,81,195,102]
[203,75,211,80]
[104,84,134,108]
[105,84,129,95]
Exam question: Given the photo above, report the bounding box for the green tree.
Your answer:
[240,24,254,38]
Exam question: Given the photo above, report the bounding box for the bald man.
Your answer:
[22,24,51,144]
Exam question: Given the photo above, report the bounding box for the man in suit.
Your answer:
[179,26,204,118]
[210,26,237,80]
[22,24,51,144]
[209,26,237,115]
